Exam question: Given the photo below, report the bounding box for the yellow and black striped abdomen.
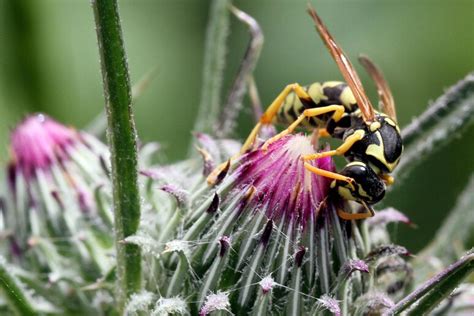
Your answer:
[275,81,357,128]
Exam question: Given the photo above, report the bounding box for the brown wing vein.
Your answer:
[307,4,375,123]
[358,55,397,121]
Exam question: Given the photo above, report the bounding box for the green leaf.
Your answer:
[413,174,474,283]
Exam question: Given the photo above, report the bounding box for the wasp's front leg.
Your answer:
[301,129,364,161]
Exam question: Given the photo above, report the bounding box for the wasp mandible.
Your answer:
[208,4,403,220]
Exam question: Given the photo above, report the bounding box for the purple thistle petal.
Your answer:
[232,134,335,229]
[160,184,189,209]
[295,246,307,267]
[259,275,276,294]
[317,294,341,316]
[199,291,230,316]
[367,207,414,227]
[10,114,78,179]
[206,193,220,214]
[341,259,370,275]
[218,236,231,257]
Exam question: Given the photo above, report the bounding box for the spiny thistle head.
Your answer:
[129,133,412,315]
[1,114,115,313]
[7,114,110,214]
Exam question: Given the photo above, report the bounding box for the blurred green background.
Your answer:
[1,0,473,251]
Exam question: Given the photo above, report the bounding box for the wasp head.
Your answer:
[331,161,386,204]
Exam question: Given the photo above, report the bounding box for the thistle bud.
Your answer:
[4,114,113,278]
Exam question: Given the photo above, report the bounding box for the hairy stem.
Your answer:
[191,0,231,141]
[389,252,474,315]
[394,73,474,181]
[413,174,474,283]
[92,0,141,312]
[215,6,264,137]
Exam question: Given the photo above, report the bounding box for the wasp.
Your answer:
[208,5,403,220]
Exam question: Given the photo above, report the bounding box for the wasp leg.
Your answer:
[262,105,346,150]
[310,128,330,146]
[380,174,395,186]
[318,128,330,138]
[301,130,364,161]
[304,162,354,184]
[240,83,313,154]
[207,83,311,185]
[209,83,312,184]
[208,83,308,185]
[337,202,375,220]
[337,208,373,220]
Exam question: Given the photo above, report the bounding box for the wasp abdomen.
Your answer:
[275,81,357,128]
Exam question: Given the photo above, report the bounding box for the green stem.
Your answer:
[191,0,231,144]
[215,6,264,137]
[92,0,141,312]
[0,257,36,315]
[413,175,474,283]
[389,252,474,315]
[394,73,474,181]
[402,73,474,146]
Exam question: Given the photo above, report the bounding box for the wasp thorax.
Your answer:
[332,162,386,204]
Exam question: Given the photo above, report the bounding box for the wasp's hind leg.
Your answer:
[240,83,314,153]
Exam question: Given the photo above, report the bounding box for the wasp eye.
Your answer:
[334,162,385,204]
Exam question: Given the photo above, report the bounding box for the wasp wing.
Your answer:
[358,55,397,121]
[307,5,375,123]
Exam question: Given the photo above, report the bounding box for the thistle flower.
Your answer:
[229,134,333,229]
[1,3,471,314]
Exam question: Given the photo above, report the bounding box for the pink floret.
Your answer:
[10,114,78,178]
